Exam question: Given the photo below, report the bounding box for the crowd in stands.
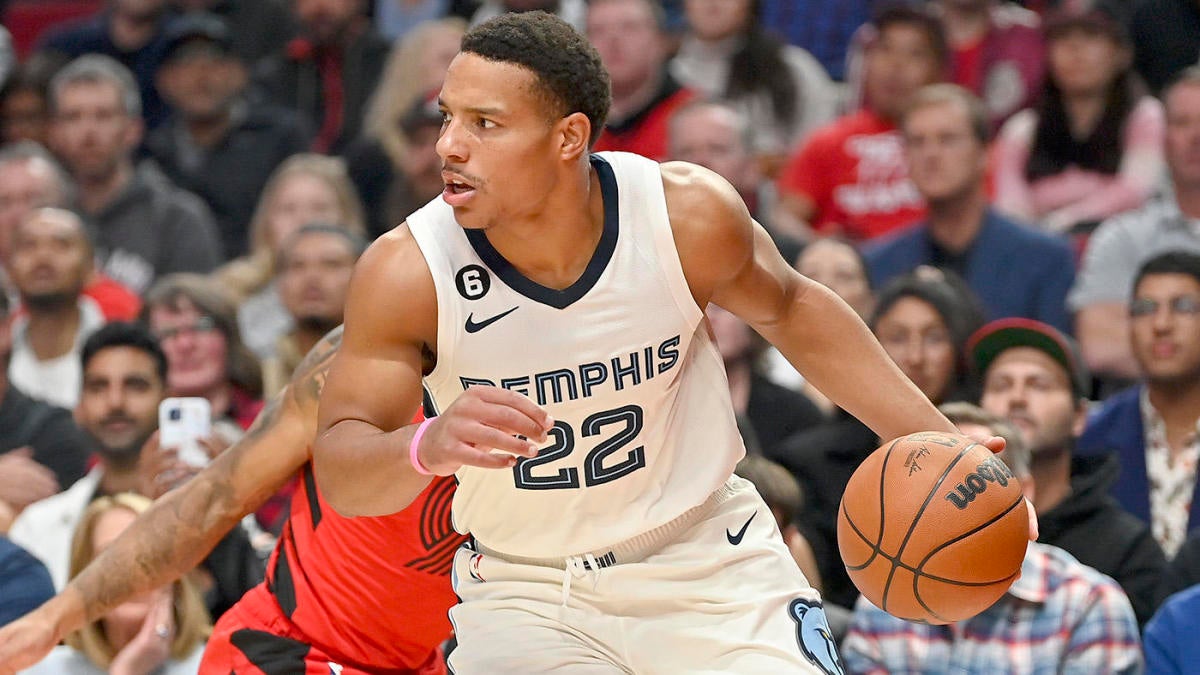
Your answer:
[0,0,1199,672]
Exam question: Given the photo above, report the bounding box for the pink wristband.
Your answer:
[409,418,436,476]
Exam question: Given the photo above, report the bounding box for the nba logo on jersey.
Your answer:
[468,553,486,582]
[328,663,344,674]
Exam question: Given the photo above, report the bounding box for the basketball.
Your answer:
[837,431,1028,625]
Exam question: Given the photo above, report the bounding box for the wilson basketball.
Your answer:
[837,431,1028,625]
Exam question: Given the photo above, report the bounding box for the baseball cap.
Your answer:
[162,14,234,63]
[401,91,444,136]
[967,318,1090,398]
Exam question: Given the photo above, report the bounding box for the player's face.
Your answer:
[588,0,666,95]
[49,81,139,182]
[903,100,985,204]
[436,53,568,230]
[148,301,229,398]
[1165,83,1200,191]
[1130,273,1200,386]
[874,296,957,404]
[980,347,1083,456]
[795,239,873,319]
[9,211,91,305]
[279,232,356,326]
[864,24,944,120]
[77,346,165,458]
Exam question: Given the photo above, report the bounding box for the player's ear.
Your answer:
[558,112,590,161]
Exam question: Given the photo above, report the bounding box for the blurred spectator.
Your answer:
[1069,67,1200,381]
[141,275,262,433]
[8,322,264,618]
[1145,583,1200,675]
[0,288,89,520]
[589,0,695,162]
[1162,530,1200,604]
[19,493,210,674]
[215,155,364,358]
[0,536,54,627]
[759,0,870,81]
[6,208,105,409]
[936,0,1044,131]
[1077,251,1200,559]
[471,0,586,32]
[775,269,984,608]
[0,54,60,147]
[671,0,837,165]
[36,0,174,129]
[842,401,1143,675]
[867,84,1075,333]
[734,454,824,595]
[972,317,1167,625]
[262,224,364,396]
[48,55,222,295]
[993,5,1164,236]
[667,100,800,263]
[0,143,140,321]
[705,304,823,458]
[0,26,12,85]
[373,0,456,41]
[789,236,875,413]
[776,5,946,242]
[169,0,295,65]
[352,17,465,237]
[255,0,390,155]
[1130,0,1200,95]
[148,14,309,260]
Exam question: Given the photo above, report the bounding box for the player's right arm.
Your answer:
[313,226,551,518]
[0,332,337,674]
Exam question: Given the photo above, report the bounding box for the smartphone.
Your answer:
[158,397,212,468]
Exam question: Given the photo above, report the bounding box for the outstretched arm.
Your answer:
[666,162,958,441]
[0,328,344,674]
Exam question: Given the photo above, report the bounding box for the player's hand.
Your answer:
[0,447,59,511]
[963,434,1038,542]
[0,604,64,675]
[415,386,553,475]
[107,588,173,675]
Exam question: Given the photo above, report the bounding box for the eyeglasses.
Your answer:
[154,315,219,340]
[1129,296,1200,318]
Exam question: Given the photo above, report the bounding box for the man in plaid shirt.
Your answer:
[842,404,1143,675]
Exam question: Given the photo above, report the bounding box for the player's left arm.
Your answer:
[663,162,958,442]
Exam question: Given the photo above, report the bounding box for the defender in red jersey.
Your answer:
[0,327,466,675]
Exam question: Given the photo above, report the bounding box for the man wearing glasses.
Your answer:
[1078,250,1200,560]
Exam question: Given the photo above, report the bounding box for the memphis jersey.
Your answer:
[407,152,746,558]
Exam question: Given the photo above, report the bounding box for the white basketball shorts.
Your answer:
[447,475,845,674]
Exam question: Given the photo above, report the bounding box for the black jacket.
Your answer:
[0,386,89,489]
[770,412,878,608]
[1038,453,1167,627]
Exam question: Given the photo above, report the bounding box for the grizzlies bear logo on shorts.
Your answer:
[788,598,844,675]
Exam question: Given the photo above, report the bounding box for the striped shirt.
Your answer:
[842,543,1143,675]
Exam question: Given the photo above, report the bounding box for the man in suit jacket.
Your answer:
[865,84,1075,334]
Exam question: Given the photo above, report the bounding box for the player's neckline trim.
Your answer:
[464,154,618,310]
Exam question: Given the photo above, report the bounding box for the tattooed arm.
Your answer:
[0,327,344,675]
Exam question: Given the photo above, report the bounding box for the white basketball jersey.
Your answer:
[408,152,745,557]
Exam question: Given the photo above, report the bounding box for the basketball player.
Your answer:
[312,12,1006,673]
[0,327,466,675]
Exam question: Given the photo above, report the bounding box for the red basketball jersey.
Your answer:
[265,465,466,670]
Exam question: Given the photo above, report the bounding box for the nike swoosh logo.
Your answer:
[464,306,518,333]
[726,510,756,545]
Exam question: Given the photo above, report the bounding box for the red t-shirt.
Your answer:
[264,465,466,670]
[953,38,986,95]
[777,110,926,242]
[593,85,696,162]
[83,275,141,321]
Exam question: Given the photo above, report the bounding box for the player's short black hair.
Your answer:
[461,11,611,147]
[1132,250,1200,297]
[81,321,169,384]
